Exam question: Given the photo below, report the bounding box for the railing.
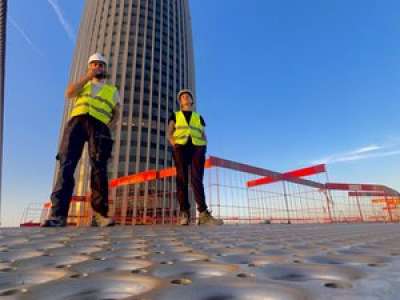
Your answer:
[20,196,92,227]
[22,155,400,226]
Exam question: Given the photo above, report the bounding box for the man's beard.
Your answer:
[94,72,107,79]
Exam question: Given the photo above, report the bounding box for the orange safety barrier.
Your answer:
[247,164,326,187]
[22,155,400,226]
[327,183,400,223]
[109,158,213,188]
[20,196,93,227]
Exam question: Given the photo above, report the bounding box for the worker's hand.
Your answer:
[65,66,104,99]
[108,119,117,130]
[108,103,120,130]
[86,67,104,81]
[85,68,98,80]
[168,138,176,147]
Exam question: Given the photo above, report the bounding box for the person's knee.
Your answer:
[91,159,107,171]
[191,169,204,180]
[57,158,77,179]
[176,174,188,185]
[91,134,113,162]
[57,149,80,166]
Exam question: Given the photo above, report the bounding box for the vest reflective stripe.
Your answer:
[175,125,203,134]
[72,103,112,119]
[78,94,114,111]
[173,111,207,146]
[70,83,116,125]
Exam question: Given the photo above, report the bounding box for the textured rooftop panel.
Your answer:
[0,224,399,299]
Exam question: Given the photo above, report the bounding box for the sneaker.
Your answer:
[41,216,67,227]
[92,213,116,227]
[179,211,190,226]
[198,210,223,225]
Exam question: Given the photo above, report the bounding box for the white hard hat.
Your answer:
[177,89,194,101]
[88,53,108,65]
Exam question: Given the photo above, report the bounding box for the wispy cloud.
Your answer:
[351,145,381,154]
[311,143,400,165]
[47,0,76,42]
[9,16,43,56]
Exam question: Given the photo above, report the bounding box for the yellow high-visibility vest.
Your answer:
[173,111,207,146]
[70,82,117,125]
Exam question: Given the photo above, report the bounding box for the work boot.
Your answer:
[92,213,116,227]
[198,210,223,225]
[179,211,190,226]
[41,216,67,227]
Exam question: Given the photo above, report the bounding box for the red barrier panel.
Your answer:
[325,183,399,196]
[110,158,215,188]
[348,191,386,197]
[326,183,384,191]
[247,164,326,187]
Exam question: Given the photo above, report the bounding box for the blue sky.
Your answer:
[3,0,399,226]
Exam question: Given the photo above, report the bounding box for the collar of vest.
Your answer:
[85,81,114,90]
[175,111,199,118]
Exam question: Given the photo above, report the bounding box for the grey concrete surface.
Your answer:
[0,224,399,299]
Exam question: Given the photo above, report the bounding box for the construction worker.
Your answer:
[168,89,223,225]
[42,53,120,227]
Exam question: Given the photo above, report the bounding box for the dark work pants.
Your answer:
[173,143,208,214]
[50,115,113,218]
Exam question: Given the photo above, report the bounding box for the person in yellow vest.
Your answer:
[168,89,223,225]
[42,53,120,227]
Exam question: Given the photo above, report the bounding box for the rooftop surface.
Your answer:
[0,224,399,299]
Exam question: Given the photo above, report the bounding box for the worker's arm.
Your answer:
[65,69,97,99]
[108,90,121,129]
[203,131,207,143]
[200,115,207,143]
[108,102,120,129]
[167,120,176,146]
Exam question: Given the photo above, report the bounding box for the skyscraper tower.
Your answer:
[0,0,7,226]
[56,0,195,224]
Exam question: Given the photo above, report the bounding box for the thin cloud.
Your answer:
[9,16,43,56]
[311,144,400,165]
[350,145,381,154]
[47,0,76,42]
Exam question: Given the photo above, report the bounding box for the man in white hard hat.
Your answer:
[168,89,223,226]
[42,53,120,227]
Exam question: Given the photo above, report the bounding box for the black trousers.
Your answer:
[50,115,113,218]
[173,143,208,214]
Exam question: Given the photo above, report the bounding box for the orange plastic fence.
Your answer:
[28,155,400,227]
[247,164,326,187]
